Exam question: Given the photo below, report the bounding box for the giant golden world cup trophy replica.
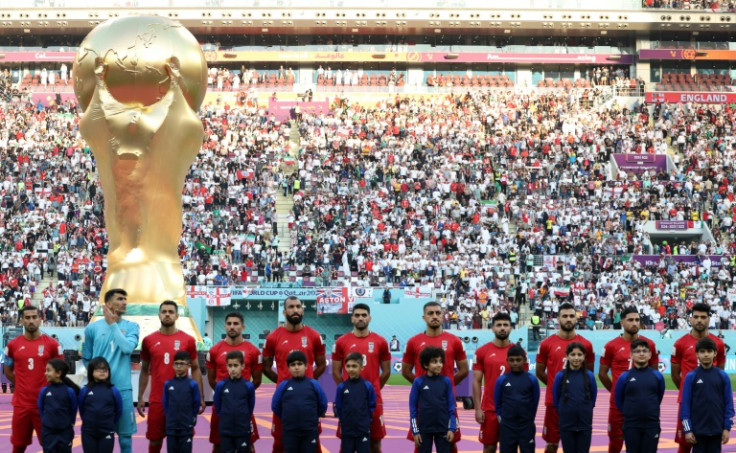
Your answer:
[74,16,207,344]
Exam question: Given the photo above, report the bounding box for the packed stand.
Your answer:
[3,81,736,329]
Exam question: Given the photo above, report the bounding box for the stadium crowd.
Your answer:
[642,0,736,11]
[2,80,736,329]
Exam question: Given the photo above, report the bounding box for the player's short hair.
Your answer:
[284,296,302,307]
[159,300,178,312]
[492,312,511,325]
[104,288,127,303]
[558,302,575,313]
[352,303,370,314]
[423,301,442,313]
[225,312,244,324]
[630,338,650,351]
[620,306,639,319]
[20,305,39,317]
[419,346,445,369]
[345,352,364,365]
[695,337,717,353]
[507,345,526,359]
[225,350,244,364]
[287,350,307,366]
[691,303,711,316]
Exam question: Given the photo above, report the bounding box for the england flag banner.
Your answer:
[316,287,350,314]
[206,287,232,307]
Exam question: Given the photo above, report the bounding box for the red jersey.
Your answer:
[473,342,523,412]
[536,333,595,406]
[206,339,263,383]
[671,332,726,399]
[140,330,198,403]
[402,331,467,386]
[600,335,659,401]
[262,325,325,383]
[3,334,63,408]
[332,331,391,400]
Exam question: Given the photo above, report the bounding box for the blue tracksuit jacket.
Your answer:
[163,376,201,435]
[493,371,540,430]
[409,374,457,435]
[38,382,78,430]
[78,382,123,434]
[213,376,256,437]
[614,366,665,429]
[681,365,735,436]
[335,377,377,437]
[552,368,597,431]
[271,377,328,435]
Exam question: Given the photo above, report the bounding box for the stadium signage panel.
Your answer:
[639,49,736,61]
[204,50,633,65]
[632,255,727,269]
[646,92,736,104]
[625,154,655,162]
[612,154,667,173]
[655,220,689,230]
[0,51,76,62]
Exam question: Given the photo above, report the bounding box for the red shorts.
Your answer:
[11,405,42,447]
[336,403,386,440]
[542,405,560,444]
[608,404,624,439]
[405,410,462,452]
[210,407,260,445]
[146,402,166,441]
[271,414,322,453]
[478,410,500,446]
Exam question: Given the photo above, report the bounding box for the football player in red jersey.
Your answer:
[262,296,327,453]
[206,311,263,453]
[2,305,64,453]
[332,303,391,453]
[473,311,525,453]
[535,302,595,453]
[401,301,469,453]
[598,306,659,453]
[137,301,204,453]
[671,302,726,453]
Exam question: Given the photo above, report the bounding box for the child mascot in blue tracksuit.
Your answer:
[163,351,201,453]
[78,357,123,453]
[335,352,377,453]
[214,350,256,453]
[271,350,328,453]
[409,346,457,453]
[680,337,735,453]
[494,344,540,453]
[552,342,597,453]
[38,358,80,453]
[614,338,665,453]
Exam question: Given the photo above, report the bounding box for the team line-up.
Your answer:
[3,289,734,453]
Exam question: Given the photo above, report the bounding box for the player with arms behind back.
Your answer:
[671,303,726,453]
[598,306,659,453]
[535,302,595,453]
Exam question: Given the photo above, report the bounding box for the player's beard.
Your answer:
[495,331,509,341]
[286,313,303,326]
[560,321,575,333]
